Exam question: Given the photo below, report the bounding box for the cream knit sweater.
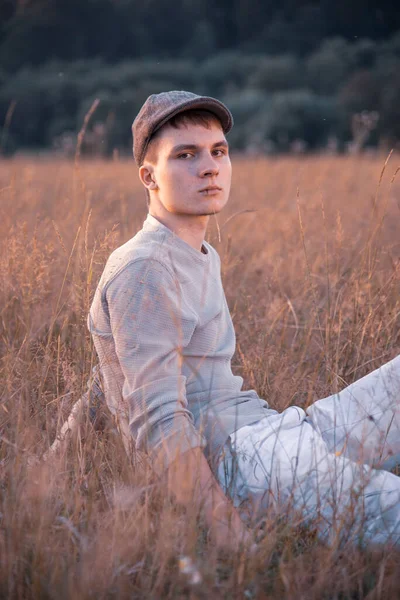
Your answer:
[87,213,276,474]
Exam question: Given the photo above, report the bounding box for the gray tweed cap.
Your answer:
[132,90,233,166]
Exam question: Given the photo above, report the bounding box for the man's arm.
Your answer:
[105,258,206,472]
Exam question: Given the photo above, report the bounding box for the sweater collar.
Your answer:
[143,213,210,261]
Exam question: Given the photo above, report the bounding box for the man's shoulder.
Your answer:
[99,227,175,291]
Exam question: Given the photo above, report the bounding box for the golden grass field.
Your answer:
[1,153,400,598]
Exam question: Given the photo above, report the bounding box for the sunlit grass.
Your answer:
[1,153,400,598]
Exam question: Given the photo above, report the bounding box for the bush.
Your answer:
[197,51,264,96]
[248,55,304,92]
[338,70,381,115]
[379,30,400,59]
[222,89,272,150]
[0,68,53,147]
[77,59,196,96]
[250,90,340,151]
[380,77,400,145]
[351,39,377,69]
[306,37,355,94]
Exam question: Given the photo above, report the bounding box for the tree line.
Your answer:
[1,0,399,71]
[0,1,399,155]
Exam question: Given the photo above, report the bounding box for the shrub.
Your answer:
[248,55,304,92]
[222,89,272,150]
[197,51,264,96]
[338,70,381,115]
[306,37,355,95]
[251,90,340,151]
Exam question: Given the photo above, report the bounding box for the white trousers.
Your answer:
[216,355,400,547]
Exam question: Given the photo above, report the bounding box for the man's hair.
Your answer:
[142,108,223,206]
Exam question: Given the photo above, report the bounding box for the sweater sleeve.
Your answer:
[104,258,207,475]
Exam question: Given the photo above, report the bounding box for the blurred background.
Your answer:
[0,0,399,158]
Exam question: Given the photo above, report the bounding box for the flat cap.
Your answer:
[132,90,233,166]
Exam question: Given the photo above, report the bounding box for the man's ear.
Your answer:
[139,165,158,191]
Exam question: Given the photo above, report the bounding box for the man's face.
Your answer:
[141,120,232,217]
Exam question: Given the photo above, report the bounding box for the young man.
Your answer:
[87,90,400,551]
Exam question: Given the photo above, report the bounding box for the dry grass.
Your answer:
[1,153,400,599]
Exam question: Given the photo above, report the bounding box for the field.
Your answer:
[1,153,400,598]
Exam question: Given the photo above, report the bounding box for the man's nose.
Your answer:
[198,154,219,178]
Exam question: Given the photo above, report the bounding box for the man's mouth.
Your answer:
[199,186,222,195]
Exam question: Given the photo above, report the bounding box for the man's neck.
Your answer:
[149,208,209,253]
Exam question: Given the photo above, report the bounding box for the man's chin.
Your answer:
[195,204,225,217]
[172,203,226,217]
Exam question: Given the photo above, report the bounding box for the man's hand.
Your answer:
[165,446,254,553]
[206,496,254,553]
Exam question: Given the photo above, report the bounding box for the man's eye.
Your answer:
[213,149,226,156]
[177,153,192,159]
